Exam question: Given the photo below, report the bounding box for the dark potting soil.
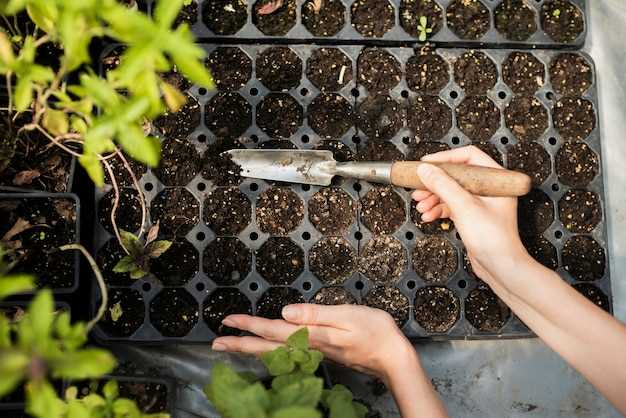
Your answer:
[517,188,554,237]
[360,186,406,235]
[558,189,601,234]
[363,286,410,327]
[207,47,253,91]
[505,96,549,143]
[502,52,546,94]
[204,187,251,235]
[359,236,407,284]
[256,47,302,91]
[465,283,511,332]
[357,48,402,93]
[150,239,199,286]
[407,96,452,142]
[202,138,244,186]
[412,236,457,283]
[309,236,357,284]
[356,142,402,162]
[573,283,609,312]
[150,289,199,337]
[540,0,584,43]
[98,188,143,234]
[256,237,304,285]
[446,0,490,40]
[256,287,305,319]
[158,67,191,92]
[553,97,596,141]
[356,95,404,141]
[203,237,252,284]
[256,187,304,235]
[118,381,169,414]
[308,187,356,234]
[411,200,454,235]
[171,0,198,27]
[302,0,346,37]
[104,152,147,187]
[153,94,201,140]
[256,93,303,138]
[405,49,450,94]
[259,139,297,150]
[494,0,537,41]
[150,188,200,237]
[97,239,134,286]
[407,140,449,161]
[522,235,558,270]
[400,0,444,39]
[203,288,253,336]
[102,46,124,73]
[456,96,500,142]
[414,286,460,333]
[507,142,552,186]
[306,48,353,92]
[205,92,252,138]
[474,141,503,166]
[555,141,599,187]
[253,0,297,36]
[351,0,395,38]
[562,235,605,281]
[307,93,354,139]
[314,140,355,162]
[453,51,497,95]
[154,139,201,186]
[99,288,145,337]
[201,0,248,35]
[313,286,357,305]
[549,53,592,96]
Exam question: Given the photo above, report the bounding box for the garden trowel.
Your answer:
[224,149,532,197]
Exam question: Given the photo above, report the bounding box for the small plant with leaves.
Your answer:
[417,15,433,42]
[113,223,172,279]
[205,328,368,418]
[552,9,561,18]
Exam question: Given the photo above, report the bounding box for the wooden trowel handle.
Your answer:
[390,161,532,197]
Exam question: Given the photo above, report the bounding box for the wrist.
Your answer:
[379,339,422,387]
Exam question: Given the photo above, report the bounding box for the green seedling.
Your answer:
[417,16,433,42]
[113,223,172,279]
[553,9,561,18]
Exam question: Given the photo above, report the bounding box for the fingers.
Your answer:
[416,163,474,213]
[416,194,440,213]
[421,203,451,222]
[421,145,502,169]
[411,190,432,201]
[212,336,282,355]
[282,304,354,329]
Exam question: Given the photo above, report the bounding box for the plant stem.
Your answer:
[5,73,13,116]
[116,149,147,239]
[102,158,130,255]
[31,124,83,158]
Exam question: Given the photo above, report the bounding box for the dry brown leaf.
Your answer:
[54,200,75,221]
[257,0,284,15]
[2,218,34,242]
[311,0,323,13]
[146,221,160,245]
[13,170,41,186]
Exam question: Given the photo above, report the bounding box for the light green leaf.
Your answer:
[70,116,89,135]
[26,3,58,33]
[146,240,172,258]
[116,126,161,168]
[103,380,119,400]
[271,407,321,418]
[0,274,35,299]
[271,372,310,392]
[65,399,90,418]
[0,31,15,67]
[79,153,104,188]
[43,109,70,136]
[113,256,137,273]
[154,0,184,28]
[271,377,323,410]
[129,268,147,279]
[50,348,116,379]
[291,348,309,364]
[419,31,427,42]
[287,328,309,350]
[419,15,427,27]
[120,230,143,257]
[5,0,28,15]
[205,363,270,418]
[299,350,323,374]
[29,289,55,349]
[109,301,123,322]
[261,346,295,377]
[0,349,28,397]
[0,315,10,348]
[112,398,141,416]
[161,81,187,112]
[14,78,33,111]
[171,50,214,89]
[26,380,65,418]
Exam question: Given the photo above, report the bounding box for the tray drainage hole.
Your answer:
[352,135,361,144]
[353,183,362,192]
[500,136,509,145]
[498,91,507,100]
[142,282,152,292]
[302,231,311,240]
[250,232,259,241]
[197,134,207,143]
[355,231,363,240]
[301,134,310,144]
[450,90,459,99]
[551,183,560,192]
[458,279,467,289]
[554,230,563,239]
[250,88,258,96]
[455,232,461,240]
[196,231,206,241]
[402,136,410,145]
[546,91,555,101]
[405,231,414,240]
[197,182,206,191]
[549,137,557,146]
[302,184,311,192]
[300,88,309,96]
[407,280,416,290]
[251,134,259,143]
[198,87,208,96]
[249,282,259,292]
[401,90,409,98]
[351,88,360,98]
[355,280,365,290]
[451,136,460,145]
[250,182,259,191]
[196,282,206,292]
[302,281,312,291]
[144,182,154,192]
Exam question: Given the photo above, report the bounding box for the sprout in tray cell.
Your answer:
[364,286,410,327]
[405,48,450,94]
[351,0,395,38]
[302,0,346,37]
[507,142,552,186]
[203,237,252,285]
[256,46,302,91]
[203,288,253,336]
[253,0,297,36]
[400,0,443,41]
[502,52,546,95]
[541,0,584,43]
[306,48,353,92]
[207,47,253,91]
[494,0,538,41]
[313,287,357,305]
[309,236,357,285]
[446,0,490,40]
[99,288,146,338]
[202,0,248,35]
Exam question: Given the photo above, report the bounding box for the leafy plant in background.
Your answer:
[113,223,172,279]
[417,16,433,42]
[205,328,368,418]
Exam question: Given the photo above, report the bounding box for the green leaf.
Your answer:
[14,77,33,111]
[299,350,323,374]
[271,372,310,392]
[109,301,124,322]
[0,31,15,67]
[112,398,141,417]
[43,109,70,136]
[291,348,309,364]
[271,377,323,410]
[0,349,28,397]
[103,380,119,400]
[161,81,187,112]
[261,346,295,377]
[353,401,368,418]
[0,274,35,299]
[146,240,172,258]
[0,316,10,348]
[171,49,214,89]
[419,31,427,42]
[79,153,104,188]
[50,348,116,379]
[271,407,321,418]
[29,289,55,350]
[129,267,147,279]
[65,399,90,418]
[26,380,65,418]
[154,0,184,28]
[113,256,137,273]
[120,230,143,257]
[287,328,309,350]
[116,126,161,168]
[26,3,58,33]
[70,116,89,135]
[419,15,427,27]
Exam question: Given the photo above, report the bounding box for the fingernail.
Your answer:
[282,305,298,321]
[417,163,434,178]
[212,342,227,351]
[222,317,236,327]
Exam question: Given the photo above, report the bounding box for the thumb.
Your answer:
[417,163,474,212]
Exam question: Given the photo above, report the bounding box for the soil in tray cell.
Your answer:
[456,96,500,142]
[202,138,244,187]
[555,141,599,187]
[256,93,303,139]
[313,286,357,305]
[350,0,395,38]
[170,0,198,27]
[302,0,346,37]
[256,287,305,319]
[204,187,251,235]
[150,239,199,286]
[314,140,355,162]
[562,235,605,281]
[505,96,549,143]
[359,236,407,284]
[154,138,201,186]
[474,141,503,166]
[98,188,143,234]
[203,237,252,285]
[207,47,253,91]
[507,142,552,186]
[150,288,199,337]
[415,286,460,333]
[253,0,297,36]
[446,0,490,40]
[104,152,147,187]
[256,237,304,285]
[400,0,444,39]
[153,94,201,140]
[256,47,302,92]
[502,52,546,95]
[99,288,145,338]
[306,48,353,92]
[407,141,449,161]
[356,95,404,141]
[308,93,354,139]
[522,235,558,270]
[407,96,452,142]
[360,186,406,235]
[494,0,537,41]
[357,48,402,94]
[363,286,410,327]
[465,282,511,332]
[453,51,497,95]
[309,236,357,285]
[518,188,554,237]
[573,283,610,312]
[541,0,584,43]
[160,66,192,93]
[558,189,601,234]
[356,141,404,162]
[205,92,252,138]
[97,239,135,286]
[256,187,304,235]
[553,97,596,142]
[405,48,450,94]
[411,200,454,235]
[203,288,252,336]
[118,381,169,414]
[308,187,356,234]
[412,236,458,283]
[150,188,200,238]
[549,53,593,96]
[201,0,247,35]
